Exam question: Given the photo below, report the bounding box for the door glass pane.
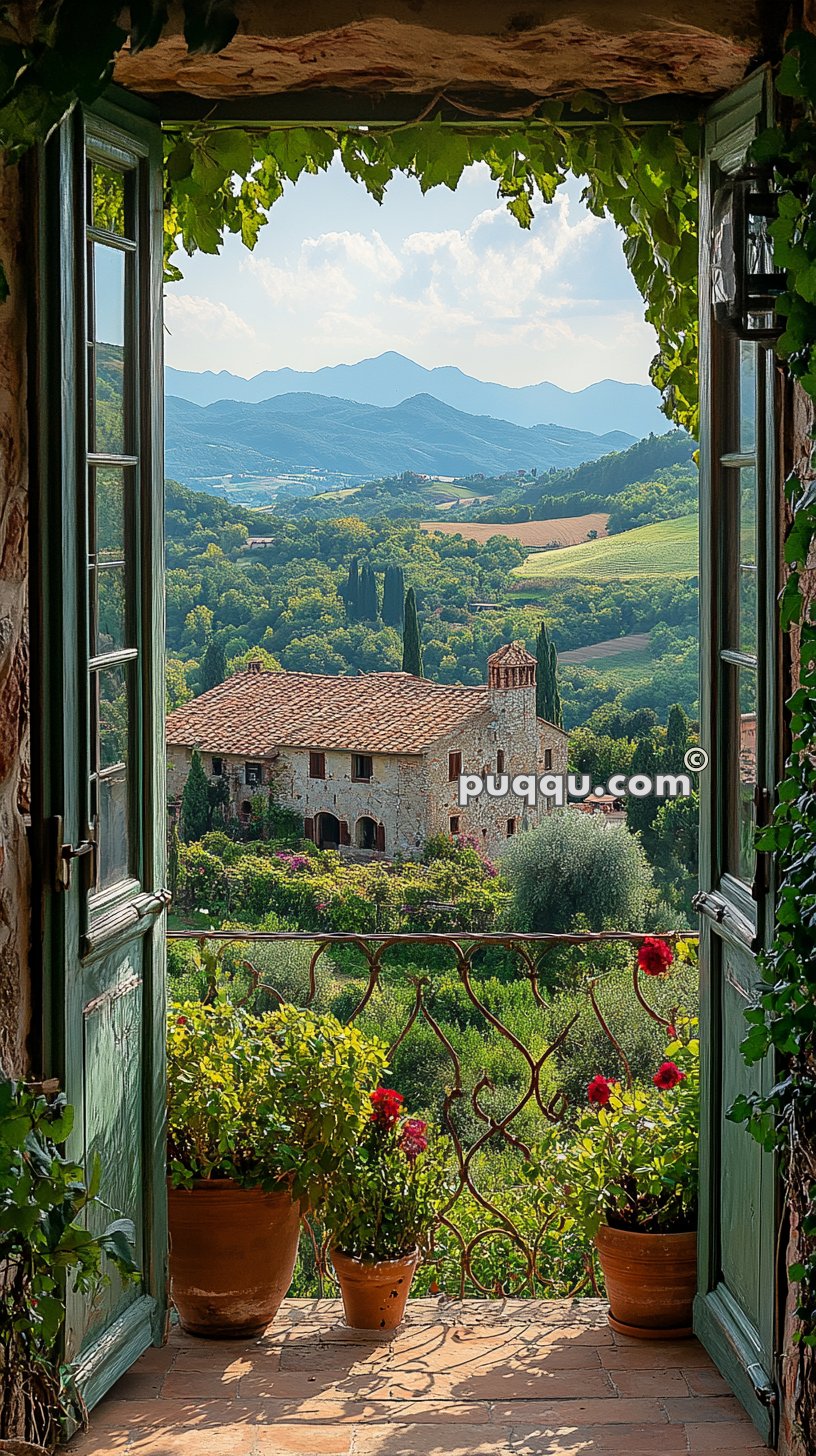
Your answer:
[91,663,131,892]
[95,662,129,770]
[94,466,126,563]
[93,243,126,455]
[739,342,756,453]
[738,466,757,656]
[92,164,127,236]
[96,768,129,890]
[725,664,756,884]
[94,566,127,656]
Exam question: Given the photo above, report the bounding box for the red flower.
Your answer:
[666,1023,677,1039]
[637,938,674,977]
[176,1015,187,1026]
[653,1060,685,1091]
[400,1117,428,1161]
[587,1075,617,1107]
[370,1087,404,1128]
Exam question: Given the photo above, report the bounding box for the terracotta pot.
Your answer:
[595,1224,697,1338]
[331,1247,419,1331]
[168,1178,301,1337]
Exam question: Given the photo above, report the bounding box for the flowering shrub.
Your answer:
[526,1019,699,1238]
[323,1088,453,1262]
[167,989,387,1205]
[177,833,507,931]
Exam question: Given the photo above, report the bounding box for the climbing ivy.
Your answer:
[725,29,816,1436]
[162,113,700,432]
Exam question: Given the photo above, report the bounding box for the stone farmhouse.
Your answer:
[166,643,568,859]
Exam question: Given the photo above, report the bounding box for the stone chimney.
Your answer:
[487,641,536,692]
[246,658,263,674]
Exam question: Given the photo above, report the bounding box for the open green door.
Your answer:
[32,90,168,1409]
[694,69,780,1444]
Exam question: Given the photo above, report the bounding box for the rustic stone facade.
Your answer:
[167,649,568,860]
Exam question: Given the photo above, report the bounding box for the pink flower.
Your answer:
[637,938,674,977]
[653,1060,685,1091]
[400,1117,428,1161]
[587,1075,617,1107]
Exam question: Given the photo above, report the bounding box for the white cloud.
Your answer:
[163,168,657,390]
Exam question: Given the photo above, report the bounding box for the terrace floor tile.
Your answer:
[67,1298,769,1456]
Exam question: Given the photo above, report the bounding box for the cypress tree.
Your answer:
[344,558,360,619]
[626,735,660,847]
[402,587,424,677]
[360,562,379,621]
[548,641,563,728]
[536,622,560,723]
[201,636,227,693]
[665,704,691,772]
[181,749,210,843]
[382,564,405,627]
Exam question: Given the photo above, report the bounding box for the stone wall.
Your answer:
[0,163,30,1079]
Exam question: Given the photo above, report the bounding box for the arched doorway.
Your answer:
[355,815,379,850]
[315,811,341,849]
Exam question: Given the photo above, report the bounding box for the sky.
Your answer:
[163,159,658,392]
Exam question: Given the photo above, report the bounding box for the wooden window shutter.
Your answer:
[376,823,385,852]
[340,820,351,845]
[304,816,315,842]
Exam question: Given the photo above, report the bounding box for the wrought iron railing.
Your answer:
[168,929,699,1299]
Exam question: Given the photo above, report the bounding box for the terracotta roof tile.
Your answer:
[166,669,492,757]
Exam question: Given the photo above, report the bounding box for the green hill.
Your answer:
[510,514,698,585]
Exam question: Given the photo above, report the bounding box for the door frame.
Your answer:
[29,86,168,1407]
[695,67,781,1444]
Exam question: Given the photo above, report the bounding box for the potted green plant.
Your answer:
[528,1017,699,1338]
[324,1087,452,1331]
[0,1080,138,1453]
[167,986,387,1337]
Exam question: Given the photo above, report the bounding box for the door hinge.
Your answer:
[48,814,97,892]
[746,1361,777,1408]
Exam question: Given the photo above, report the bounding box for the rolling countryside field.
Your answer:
[420,512,610,547]
[510,513,698,586]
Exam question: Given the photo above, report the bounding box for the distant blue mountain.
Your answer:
[164,390,636,487]
[165,351,665,440]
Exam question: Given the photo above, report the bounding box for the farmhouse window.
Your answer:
[449,815,460,834]
[309,751,326,779]
[544,748,553,770]
[352,754,373,781]
[506,818,517,837]
[496,749,505,773]
[448,750,462,781]
[244,761,263,787]
[212,756,224,776]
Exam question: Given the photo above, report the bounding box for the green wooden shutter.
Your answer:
[32,89,168,1410]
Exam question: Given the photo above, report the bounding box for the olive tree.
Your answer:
[501,810,653,933]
